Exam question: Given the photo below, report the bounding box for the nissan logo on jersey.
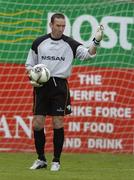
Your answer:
[42,55,65,61]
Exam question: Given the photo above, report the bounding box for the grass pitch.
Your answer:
[0,152,134,180]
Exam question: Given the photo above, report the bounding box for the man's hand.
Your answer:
[93,25,104,46]
[27,70,43,87]
[30,80,43,87]
[95,24,104,41]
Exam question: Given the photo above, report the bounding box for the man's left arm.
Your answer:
[75,25,104,60]
[89,25,104,55]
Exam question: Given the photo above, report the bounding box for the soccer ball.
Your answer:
[30,64,50,83]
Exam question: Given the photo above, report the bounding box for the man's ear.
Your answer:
[49,22,52,28]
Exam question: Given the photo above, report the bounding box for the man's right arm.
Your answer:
[25,48,37,71]
[25,49,42,87]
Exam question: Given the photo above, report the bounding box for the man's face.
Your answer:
[50,18,66,39]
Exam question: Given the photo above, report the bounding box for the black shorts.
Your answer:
[33,77,72,116]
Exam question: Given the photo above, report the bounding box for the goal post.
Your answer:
[0,0,134,153]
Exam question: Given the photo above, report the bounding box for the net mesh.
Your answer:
[0,0,134,153]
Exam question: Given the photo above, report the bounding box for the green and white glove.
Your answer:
[93,25,104,46]
[28,69,43,87]
[30,80,43,87]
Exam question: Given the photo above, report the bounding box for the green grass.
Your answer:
[0,152,134,180]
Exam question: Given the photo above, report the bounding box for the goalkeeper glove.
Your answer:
[93,25,104,46]
[30,80,43,87]
[27,69,43,87]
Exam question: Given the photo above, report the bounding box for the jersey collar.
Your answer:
[49,33,63,41]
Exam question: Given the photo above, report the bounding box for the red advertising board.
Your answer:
[0,64,134,153]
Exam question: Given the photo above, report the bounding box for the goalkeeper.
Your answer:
[25,13,104,171]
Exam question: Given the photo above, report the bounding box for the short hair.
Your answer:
[51,13,65,23]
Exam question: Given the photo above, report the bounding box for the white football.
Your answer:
[30,64,50,83]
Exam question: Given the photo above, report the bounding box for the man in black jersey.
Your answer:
[26,13,104,171]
